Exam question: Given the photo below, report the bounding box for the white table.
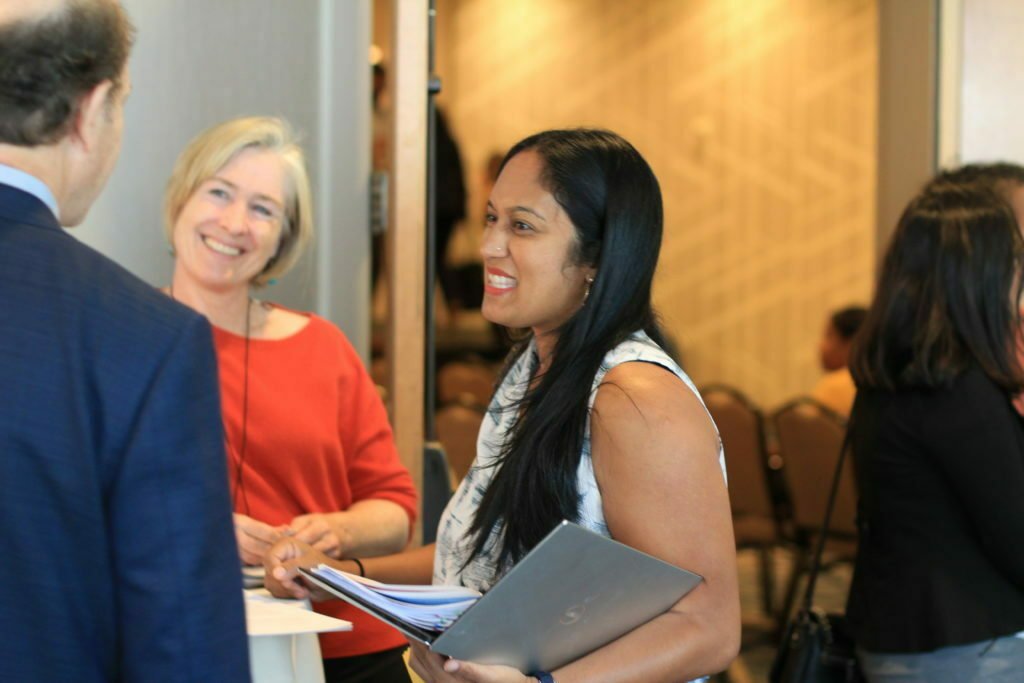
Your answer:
[245,589,351,683]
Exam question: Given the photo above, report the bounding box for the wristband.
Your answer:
[532,673,555,683]
[350,558,365,577]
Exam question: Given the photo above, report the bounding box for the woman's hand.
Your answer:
[234,513,287,565]
[262,537,334,601]
[407,641,534,683]
[287,512,348,558]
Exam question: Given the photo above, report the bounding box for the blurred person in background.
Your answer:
[812,305,867,416]
[371,62,467,310]
[928,161,1024,223]
[846,181,1024,681]
[927,162,1024,417]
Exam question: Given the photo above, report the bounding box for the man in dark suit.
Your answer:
[0,1,250,680]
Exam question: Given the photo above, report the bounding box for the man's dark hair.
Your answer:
[0,0,134,146]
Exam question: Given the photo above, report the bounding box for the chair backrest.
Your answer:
[435,401,486,482]
[701,384,775,520]
[437,361,496,407]
[772,397,857,537]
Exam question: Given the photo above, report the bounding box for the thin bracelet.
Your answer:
[350,558,366,577]
[532,673,555,683]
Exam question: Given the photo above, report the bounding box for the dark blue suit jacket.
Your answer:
[0,183,251,681]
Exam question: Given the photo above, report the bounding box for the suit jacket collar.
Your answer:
[0,182,61,233]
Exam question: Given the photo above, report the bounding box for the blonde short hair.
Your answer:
[163,116,313,286]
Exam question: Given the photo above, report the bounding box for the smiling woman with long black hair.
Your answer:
[266,128,741,683]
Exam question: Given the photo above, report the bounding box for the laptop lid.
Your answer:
[298,521,702,672]
[431,521,703,672]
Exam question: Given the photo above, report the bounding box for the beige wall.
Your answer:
[433,0,878,409]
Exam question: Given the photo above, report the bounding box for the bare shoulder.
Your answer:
[593,361,717,447]
[590,362,731,574]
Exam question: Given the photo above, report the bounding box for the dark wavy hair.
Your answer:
[465,129,674,574]
[851,183,1024,391]
[927,162,1024,200]
[0,0,134,146]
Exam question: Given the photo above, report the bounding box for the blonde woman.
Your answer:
[163,117,418,683]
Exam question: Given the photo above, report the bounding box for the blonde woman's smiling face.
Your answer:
[172,148,286,292]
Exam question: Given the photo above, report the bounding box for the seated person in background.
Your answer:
[161,116,418,683]
[266,128,740,683]
[812,305,867,416]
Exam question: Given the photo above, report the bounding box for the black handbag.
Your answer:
[769,432,864,683]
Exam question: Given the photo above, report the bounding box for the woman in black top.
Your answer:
[846,181,1024,681]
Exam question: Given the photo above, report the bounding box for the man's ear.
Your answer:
[69,79,115,152]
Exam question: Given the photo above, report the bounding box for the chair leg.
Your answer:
[777,546,807,630]
[758,546,775,618]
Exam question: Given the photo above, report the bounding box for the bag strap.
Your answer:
[799,414,853,612]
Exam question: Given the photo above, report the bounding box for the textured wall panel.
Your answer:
[436,0,877,408]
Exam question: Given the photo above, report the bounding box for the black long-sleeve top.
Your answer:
[846,368,1024,653]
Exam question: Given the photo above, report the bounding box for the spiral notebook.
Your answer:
[298,521,702,672]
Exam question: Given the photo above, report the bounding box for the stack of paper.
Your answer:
[310,565,481,631]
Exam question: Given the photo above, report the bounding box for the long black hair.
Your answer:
[465,129,672,573]
[851,183,1024,391]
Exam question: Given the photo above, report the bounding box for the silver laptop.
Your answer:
[299,520,703,672]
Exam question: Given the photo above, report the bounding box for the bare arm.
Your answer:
[552,363,740,681]
[288,498,411,559]
[265,540,436,600]
[416,362,740,683]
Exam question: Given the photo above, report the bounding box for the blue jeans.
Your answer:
[858,635,1024,682]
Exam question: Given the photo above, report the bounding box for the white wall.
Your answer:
[75,0,372,357]
[955,0,1024,164]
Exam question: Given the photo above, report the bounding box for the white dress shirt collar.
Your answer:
[0,162,59,220]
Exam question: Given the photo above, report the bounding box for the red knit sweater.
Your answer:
[213,310,417,660]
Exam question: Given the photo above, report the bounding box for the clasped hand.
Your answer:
[288,512,346,557]
[262,536,335,602]
[235,511,347,567]
[259,538,537,683]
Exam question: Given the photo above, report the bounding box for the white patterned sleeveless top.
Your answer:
[433,330,726,592]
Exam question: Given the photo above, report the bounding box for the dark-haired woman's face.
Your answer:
[480,151,595,340]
